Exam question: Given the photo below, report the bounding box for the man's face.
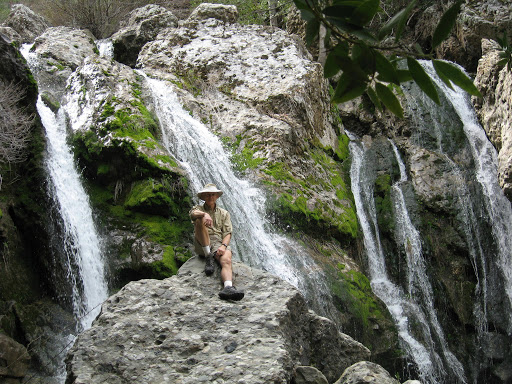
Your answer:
[203,192,219,206]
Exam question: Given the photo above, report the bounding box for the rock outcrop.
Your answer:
[334,361,399,384]
[0,34,37,108]
[473,39,512,200]
[28,26,97,100]
[112,4,178,67]
[1,4,49,43]
[66,257,371,383]
[414,0,511,72]
[0,333,30,379]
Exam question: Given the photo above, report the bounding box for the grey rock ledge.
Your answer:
[65,257,370,383]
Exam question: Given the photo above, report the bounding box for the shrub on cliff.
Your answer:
[0,80,34,188]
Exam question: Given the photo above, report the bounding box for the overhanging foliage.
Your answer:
[294,0,483,117]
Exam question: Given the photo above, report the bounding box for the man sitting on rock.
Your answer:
[189,183,244,301]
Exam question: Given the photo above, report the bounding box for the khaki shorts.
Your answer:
[194,236,231,256]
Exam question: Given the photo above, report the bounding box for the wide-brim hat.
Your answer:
[197,183,223,199]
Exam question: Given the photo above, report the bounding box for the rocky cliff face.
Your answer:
[473,39,512,200]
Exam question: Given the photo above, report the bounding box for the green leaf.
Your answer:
[324,42,350,78]
[407,57,440,104]
[366,86,382,111]
[396,69,413,83]
[431,60,454,90]
[352,44,375,75]
[375,82,403,118]
[293,0,312,11]
[433,60,482,97]
[378,0,417,41]
[324,53,340,78]
[323,4,359,18]
[351,28,379,43]
[375,51,400,85]
[351,0,380,26]
[300,9,316,22]
[497,58,509,67]
[305,18,320,46]
[432,0,462,49]
[333,73,367,103]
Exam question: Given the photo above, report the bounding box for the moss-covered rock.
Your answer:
[263,137,358,242]
[329,265,398,363]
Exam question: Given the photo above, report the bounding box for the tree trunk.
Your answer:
[268,0,278,27]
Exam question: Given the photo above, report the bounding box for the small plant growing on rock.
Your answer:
[496,33,512,71]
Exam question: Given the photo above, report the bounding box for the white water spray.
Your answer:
[390,140,466,381]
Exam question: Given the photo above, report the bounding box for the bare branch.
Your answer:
[0,80,34,166]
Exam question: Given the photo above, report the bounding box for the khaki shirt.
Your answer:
[190,203,232,242]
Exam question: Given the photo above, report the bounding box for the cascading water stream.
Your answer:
[349,134,466,384]
[389,140,466,381]
[404,71,491,334]
[422,62,512,333]
[36,101,108,329]
[21,45,108,332]
[142,74,339,321]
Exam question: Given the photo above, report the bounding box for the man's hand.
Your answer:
[216,244,226,257]
[202,213,213,228]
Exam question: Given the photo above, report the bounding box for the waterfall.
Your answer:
[21,45,108,331]
[348,135,466,383]
[390,140,466,381]
[142,74,339,321]
[423,62,512,333]
[36,100,108,329]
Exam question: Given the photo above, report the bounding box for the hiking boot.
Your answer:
[219,286,244,301]
[204,251,216,276]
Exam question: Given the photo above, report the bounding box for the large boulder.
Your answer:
[64,54,185,182]
[112,4,178,67]
[473,39,512,201]
[66,257,371,383]
[26,26,97,101]
[334,361,400,384]
[1,4,49,43]
[0,34,38,109]
[0,333,30,379]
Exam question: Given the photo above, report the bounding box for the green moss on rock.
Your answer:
[374,173,394,234]
[149,246,179,278]
[328,265,398,366]
[264,145,358,241]
[223,135,265,174]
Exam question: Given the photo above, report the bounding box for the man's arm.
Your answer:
[190,209,213,227]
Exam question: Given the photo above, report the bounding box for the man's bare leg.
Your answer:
[194,218,215,276]
[216,250,233,283]
[217,250,244,301]
[194,218,210,255]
